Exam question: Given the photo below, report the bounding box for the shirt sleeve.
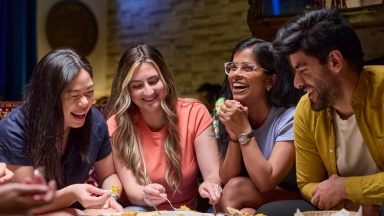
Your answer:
[187,100,213,138]
[294,96,329,202]
[275,106,295,142]
[91,108,112,162]
[345,172,384,205]
[106,114,118,137]
[0,107,30,165]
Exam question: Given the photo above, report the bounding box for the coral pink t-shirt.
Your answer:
[107,98,213,210]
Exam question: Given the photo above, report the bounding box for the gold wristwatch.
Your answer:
[238,130,254,145]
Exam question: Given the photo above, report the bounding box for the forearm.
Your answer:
[125,184,149,206]
[34,185,76,214]
[242,140,276,192]
[219,142,242,184]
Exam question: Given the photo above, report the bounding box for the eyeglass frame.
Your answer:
[224,61,266,75]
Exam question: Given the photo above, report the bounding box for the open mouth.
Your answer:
[233,82,248,90]
[142,95,157,102]
[71,112,86,119]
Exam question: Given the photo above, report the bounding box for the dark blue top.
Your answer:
[0,106,112,190]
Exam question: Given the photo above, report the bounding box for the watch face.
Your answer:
[238,133,249,144]
[238,131,254,144]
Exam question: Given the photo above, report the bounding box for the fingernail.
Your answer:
[103,204,108,209]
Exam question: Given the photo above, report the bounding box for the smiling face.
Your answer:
[290,51,341,111]
[128,62,165,115]
[61,68,94,130]
[228,48,271,105]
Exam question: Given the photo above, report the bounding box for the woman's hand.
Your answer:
[102,196,124,212]
[73,184,111,209]
[82,197,124,215]
[220,100,249,138]
[143,183,167,206]
[198,181,222,205]
[0,162,14,184]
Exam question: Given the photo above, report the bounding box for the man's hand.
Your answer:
[311,175,347,209]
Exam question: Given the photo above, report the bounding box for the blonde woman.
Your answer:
[104,45,222,211]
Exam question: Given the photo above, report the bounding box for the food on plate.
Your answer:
[109,210,138,216]
[137,211,166,216]
[179,205,192,211]
[255,214,266,216]
[227,207,252,216]
[122,210,139,216]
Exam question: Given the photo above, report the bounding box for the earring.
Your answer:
[266,86,271,91]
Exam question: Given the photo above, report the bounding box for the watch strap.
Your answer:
[246,130,254,138]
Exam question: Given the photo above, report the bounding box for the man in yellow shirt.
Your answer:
[255,8,384,216]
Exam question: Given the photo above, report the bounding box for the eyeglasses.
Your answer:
[224,62,265,75]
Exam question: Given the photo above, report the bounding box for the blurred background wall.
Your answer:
[1,0,383,101]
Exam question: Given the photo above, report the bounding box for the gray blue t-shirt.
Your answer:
[253,106,297,188]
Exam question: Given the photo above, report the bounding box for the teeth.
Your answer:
[143,96,156,101]
[233,82,247,87]
[72,112,85,115]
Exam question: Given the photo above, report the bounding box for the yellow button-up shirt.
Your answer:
[294,66,384,206]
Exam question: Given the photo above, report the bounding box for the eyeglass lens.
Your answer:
[225,62,256,74]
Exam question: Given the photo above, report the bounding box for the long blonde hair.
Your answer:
[104,45,182,192]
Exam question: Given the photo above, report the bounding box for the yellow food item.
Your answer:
[176,214,185,216]
[179,205,192,211]
[227,207,243,215]
[227,207,261,216]
[111,185,121,194]
[137,211,165,216]
[110,210,138,216]
[122,210,138,216]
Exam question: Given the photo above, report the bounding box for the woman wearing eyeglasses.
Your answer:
[214,37,305,214]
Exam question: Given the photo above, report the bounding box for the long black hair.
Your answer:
[23,48,93,184]
[217,37,304,157]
